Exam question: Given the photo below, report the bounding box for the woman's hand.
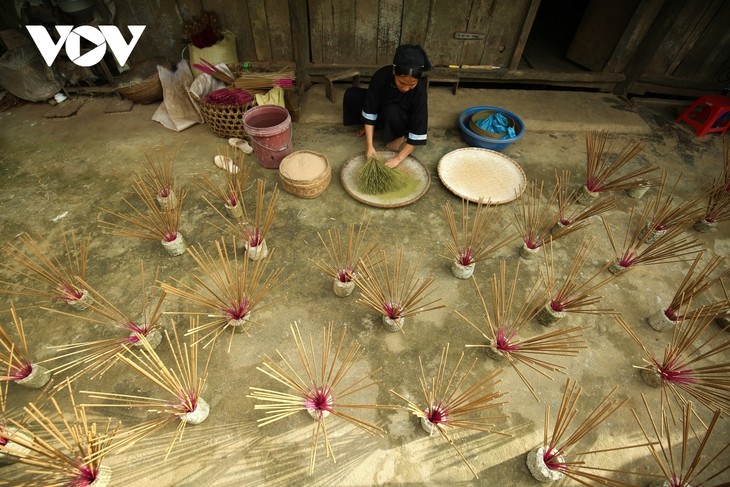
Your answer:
[385,142,415,168]
[365,145,377,160]
[385,156,403,168]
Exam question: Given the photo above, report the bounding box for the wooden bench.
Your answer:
[312,69,361,102]
[425,74,460,95]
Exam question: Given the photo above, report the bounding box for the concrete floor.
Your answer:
[0,84,729,486]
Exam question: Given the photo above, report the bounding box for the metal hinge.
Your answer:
[454,32,485,40]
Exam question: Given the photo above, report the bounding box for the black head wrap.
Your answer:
[392,44,432,78]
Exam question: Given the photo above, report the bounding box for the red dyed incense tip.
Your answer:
[305,385,334,419]
[223,298,251,321]
[11,361,33,381]
[425,404,449,425]
[550,300,565,312]
[542,448,567,472]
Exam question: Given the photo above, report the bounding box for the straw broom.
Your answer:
[247,322,389,474]
[615,312,730,419]
[631,395,729,485]
[532,377,642,485]
[442,198,518,266]
[158,237,287,350]
[389,343,509,479]
[309,214,379,284]
[355,246,445,324]
[39,261,167,387]
[0,231,91,309]
[81,319,213,461]
[456,260,590,401]
[0,379,119,486]
[357,154,405,194]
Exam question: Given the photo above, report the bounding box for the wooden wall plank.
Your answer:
[484,0,531,68]
[461,0,497,66]
[265,0,293,61]
[309,0,325,63]
[643,1,703,76]
[565,0,640,72]
[309,0,359,64]
[248,0,272,60]
[288,0,311,89]
[603,0,664,73]
[355,0,379,63]
[318,1,338,63]
[675,0,730,80]
[664,0,723,75]
[376,0,403,64]
[116,0,185,65]
[423,0,471,66]
[507,0,539,69]
[332,0,357,63]
[400,0,430,46]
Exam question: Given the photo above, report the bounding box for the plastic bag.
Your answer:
[476,112,516,139]
[0,45,62,102]
[152,59,203,132]
[255,86,286,108]
[188,62,231,103]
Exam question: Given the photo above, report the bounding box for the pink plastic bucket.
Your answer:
[243,105,293,169]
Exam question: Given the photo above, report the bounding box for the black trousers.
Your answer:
[343,87,409,144]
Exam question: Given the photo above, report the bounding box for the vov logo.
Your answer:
[26,25,145,67]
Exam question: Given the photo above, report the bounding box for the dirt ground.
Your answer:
[0,84,728,486]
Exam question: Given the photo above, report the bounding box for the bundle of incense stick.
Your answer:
[232,69,296,91]
[0,231,90,306]
[193,59,296,91]
[309,215,378,283]
[192,59,234,84]
[389,343,509,479]
[442,197,517,266]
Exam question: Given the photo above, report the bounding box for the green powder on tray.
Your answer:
[357,155,407,194]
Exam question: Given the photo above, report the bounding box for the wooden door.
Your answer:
[307,0,535,68]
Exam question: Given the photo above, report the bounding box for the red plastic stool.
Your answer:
[675,94,730,137]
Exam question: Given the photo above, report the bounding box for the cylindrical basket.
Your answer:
[278,150,332,198]
[195,99,254,139]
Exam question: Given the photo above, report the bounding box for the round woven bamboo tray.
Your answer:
[278,150,331,198]
[468,109,516,139]
[115,58,167,104]
[340,151,430,208]
[437,147,526,204]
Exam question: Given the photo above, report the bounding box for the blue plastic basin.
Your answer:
[458,106,525,152]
